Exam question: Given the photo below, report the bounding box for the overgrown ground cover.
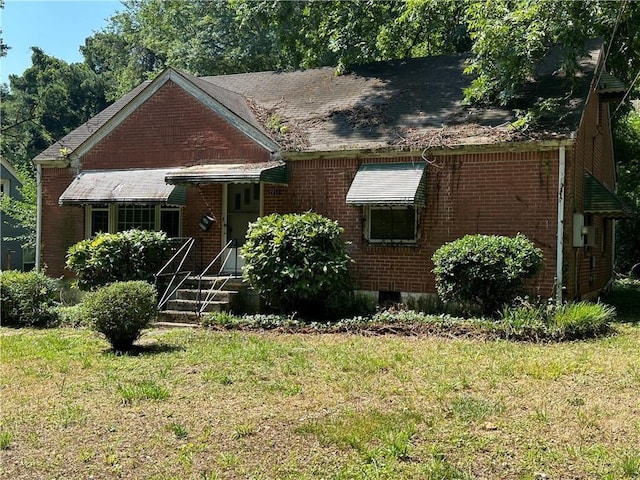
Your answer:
[1,322,640,479]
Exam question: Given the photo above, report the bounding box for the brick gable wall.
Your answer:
[40,80,271,276]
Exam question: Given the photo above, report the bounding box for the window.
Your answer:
[367,206,418,243]
[160,207,181,238]
[117,205,155,231]
[90,206,110,236]
[85,205,182,238]
[0,178,9,197]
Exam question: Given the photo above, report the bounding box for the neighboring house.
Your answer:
[34,39,631,303]
[1,158,34,271]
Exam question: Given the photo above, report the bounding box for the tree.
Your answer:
[80,0,471,96]
[0,0,8,58]
[1,48,111,169]
[613,110,640,274]
[463,0,640,107]
[0,166,36,249]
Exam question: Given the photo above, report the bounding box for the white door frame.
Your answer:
[221,182,263,274]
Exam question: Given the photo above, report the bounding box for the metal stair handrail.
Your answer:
[196,239,236,315]
[154,237,196,311]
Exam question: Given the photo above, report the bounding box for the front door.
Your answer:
[223,183,261,274]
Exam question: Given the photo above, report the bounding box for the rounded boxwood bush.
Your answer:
[432,233,543,317]
[240,212,353,318]
[0,270,59,327]
[82,281,157,351]
[66,229,171,290]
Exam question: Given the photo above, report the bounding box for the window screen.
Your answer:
[369,207,416,241]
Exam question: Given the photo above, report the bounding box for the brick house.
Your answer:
[34,39,630,303]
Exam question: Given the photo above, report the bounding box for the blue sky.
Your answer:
[1,0,122,83]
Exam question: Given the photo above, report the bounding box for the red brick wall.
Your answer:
[41,80,272,276]
[40,168,84,276]
[275,151,560,298]
[81,81,271,169]
[568,90,617,299]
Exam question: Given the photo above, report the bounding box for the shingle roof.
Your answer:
[35,39,604,161]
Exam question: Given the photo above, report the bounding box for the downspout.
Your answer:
[555,146,566,304]
[35,163,42,271]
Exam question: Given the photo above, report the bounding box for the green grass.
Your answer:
[117,379,170,404]
[0,430,13,450]
[1,325,639,479]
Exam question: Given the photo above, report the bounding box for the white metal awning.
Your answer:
[59,168,186,205]
[346,162,427,206]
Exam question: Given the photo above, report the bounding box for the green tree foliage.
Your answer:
[80,0,471,97]
[240,212,353,318]
[613,110,640,274]
[464,0,640,106]
[0,165,36,249]
[432,234,543,317]
[1,48,111,169]
[0,0,8,58]
[66,229,171,290]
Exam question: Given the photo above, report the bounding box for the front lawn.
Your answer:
[2,325,640,479]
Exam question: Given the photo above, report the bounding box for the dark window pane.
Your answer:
[160,209,180,237]
[370,208,415,241]
[91,210,109,235]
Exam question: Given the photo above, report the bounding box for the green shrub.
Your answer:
[602,278,640,323]
[432,233,543,317]
[55,305,86,328]
[240,212,353,318]
[66,229,171,290]
[81,281,157,351]
[0,270,59,327]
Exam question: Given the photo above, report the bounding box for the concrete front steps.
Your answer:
[155,275,248,327]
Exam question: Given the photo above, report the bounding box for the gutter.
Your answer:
[35,163,42,271]
[556,146,566,304]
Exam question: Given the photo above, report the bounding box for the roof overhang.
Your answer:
[59,168,186,205]
[584,172,633,218]
[165,161,287,185]
[346,162,427,206]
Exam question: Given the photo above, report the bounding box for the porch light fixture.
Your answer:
[198,214,216,231]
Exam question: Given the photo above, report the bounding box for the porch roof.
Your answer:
[165,161,287,184]
[59,168,186,205]
[584,172,633,218]
[346,162,427,206]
